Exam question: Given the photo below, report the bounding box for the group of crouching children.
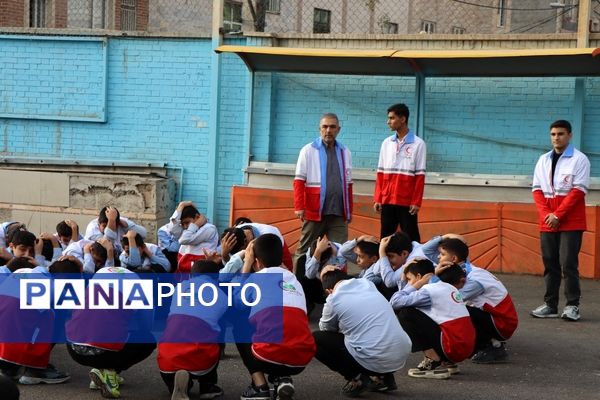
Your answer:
[0,200,518,400]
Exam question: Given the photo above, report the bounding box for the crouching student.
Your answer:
[314,268,411,397]
[166,201,219,274]
[435,238,518,363]
[234,234,315,400]
[0,259,70,384]
[54,220,82,250]
[62,238,116,274]
[120,231,171,273]
[65,265,156,399]
[391,260,475,379]
[157,260,227,400]
[85,206,147,253]
[299,235,346,314]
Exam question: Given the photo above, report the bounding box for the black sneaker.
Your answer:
[341,378,366,398]
[363,373,397,392]
[471,343,508,364]
[240,383,271,400]
[199,383,224,399]
[18,364,70,385]
[273,376,295,400]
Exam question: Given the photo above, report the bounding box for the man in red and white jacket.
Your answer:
[293,113,353,271]
[374,103,426,242]
[531,119,590,322]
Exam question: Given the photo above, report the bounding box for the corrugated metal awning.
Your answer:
[215,45,600,77]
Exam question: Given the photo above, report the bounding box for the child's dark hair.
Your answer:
[437,263,466,286]
[192,260,221,274]
[10,230,36,248]
[321,269,351,291]
[385,232,412,255]
[49,260,82,274]
[56,221,73,238]
[98,206,120,225]
[356,240,379,259]
[181,205,199,221]
[309,238,333,267]
[41,239,54,261]
[121,233,144,249]
[404,258,434,277]
[221,228,246,255]
[254,233,283,268]
[439,238,469,263]
[5,222,26,245]
[234,216,252,226]
[90,242,108,265]
[6,257,37,272]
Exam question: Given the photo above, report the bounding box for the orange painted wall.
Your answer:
[230,186,600,279]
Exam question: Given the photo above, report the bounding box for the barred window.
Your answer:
[121,0,136,30]
[382,22,399,34]
[266,0,281,14]
[313,8,331,33]
[30,0,47,28]
[421,20,436,33]
[452,26,466,34]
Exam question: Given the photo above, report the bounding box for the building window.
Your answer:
[121,0,136,30]
[382,21,398,34]
[313,8,331,33]
[224,1,243,32]
[30,0,46,28]
[421,20,436,33]
[592,19,600,33]
[266,0,280,14]
[497,0,506,27]
[452,26,466,34]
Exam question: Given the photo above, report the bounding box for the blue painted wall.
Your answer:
[1,34,599,233]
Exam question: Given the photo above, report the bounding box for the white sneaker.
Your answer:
[530,304,559,318]
[561,305,580,321]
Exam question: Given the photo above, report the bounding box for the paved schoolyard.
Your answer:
[18,273,600,400]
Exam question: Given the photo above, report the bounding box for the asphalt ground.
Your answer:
[16,273,600,400]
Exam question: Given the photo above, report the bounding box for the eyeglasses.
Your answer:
[320,125,338,129]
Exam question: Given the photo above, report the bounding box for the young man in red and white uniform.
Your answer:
[293,113,353,272]
[391,260,475,379]
[531,120,590,321]
[235,234,315,400]
[374,103,425,242]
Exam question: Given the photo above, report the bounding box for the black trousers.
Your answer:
[236,343,304,379]
[380,204,421,242]
[312,330,379,381]
[540,231,583,308]
[467,306,504,352]
[66,331,156,373]
[160,362,219,394]
[396,307,446,361]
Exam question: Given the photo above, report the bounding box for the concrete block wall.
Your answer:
[251,72,416,169]
[0,35,247,234]
[0,36,106,121]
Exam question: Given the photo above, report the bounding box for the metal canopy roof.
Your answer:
[216,45,600,77]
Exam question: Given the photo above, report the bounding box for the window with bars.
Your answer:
[121,0,136,30]
[224,1,243,32]
[382,21,398,34]
[313,8,331,33]
[30,0,47,28]
[266,0,280,14]
[421,20,436,33]
[497,0,506,27]
[452,26,466,34]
